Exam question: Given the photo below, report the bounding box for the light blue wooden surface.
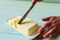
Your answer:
[0,1,60,40]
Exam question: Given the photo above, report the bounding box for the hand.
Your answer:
[32,0,42,4]
[38,16,60,38]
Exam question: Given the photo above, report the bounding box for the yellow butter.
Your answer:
[7,16,39,36]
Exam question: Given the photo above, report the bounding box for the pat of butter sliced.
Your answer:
[7,16,39,36]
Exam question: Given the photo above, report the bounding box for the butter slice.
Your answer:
[7,16,39,36]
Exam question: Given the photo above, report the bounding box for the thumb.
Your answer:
[42,16,51,21]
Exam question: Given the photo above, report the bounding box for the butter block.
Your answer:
[7,17,20,28]
[7,16,39,36]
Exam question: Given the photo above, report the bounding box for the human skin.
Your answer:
[38,16,60,38]
[32,0,60,38]
[32,0,42,4]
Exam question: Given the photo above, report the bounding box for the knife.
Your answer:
[18,0,37,24]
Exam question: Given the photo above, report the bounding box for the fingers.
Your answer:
[42,16,56,21]
[42,16,51,21]
[32,0,42,4]
[38,22,51,38]
[38,22,51,33]
[49,30,59,37]
[38,16,56,36]
[39,16,56,33]
[48,20,60,31]
[43,26,56,38]
[42,20,60,35]
[49,23,60,37]
[43,22,60,38]
[49,16,55,22]
[32,0,35,4]
[38,16,60,38]
[38,22,60,38]
[49,27,60,38]
[53,19,60,24]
